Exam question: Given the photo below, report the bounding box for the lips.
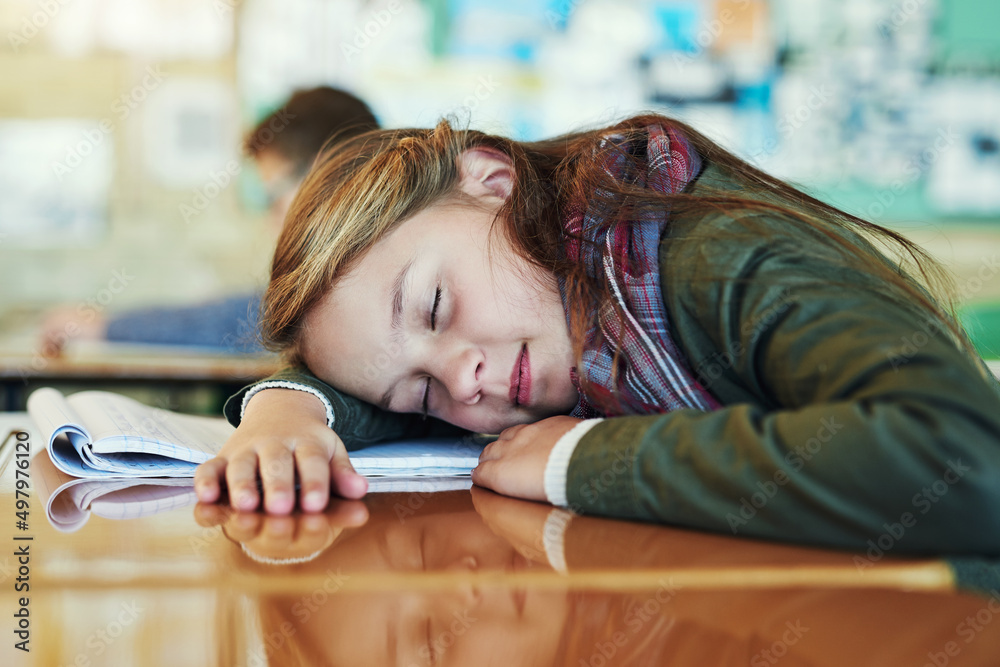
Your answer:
[509,343,531,407]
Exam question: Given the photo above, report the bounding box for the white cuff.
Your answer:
[240,381,336,429]
[543,418,604,507]
[542,507,574,573]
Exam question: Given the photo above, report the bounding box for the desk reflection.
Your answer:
[195,490,1000,667]
[3,444,1000,666]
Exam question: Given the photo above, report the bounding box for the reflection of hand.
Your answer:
[194,498,368,565]
[194,388,368,515]
[470,486,556,566]
[38,305,107,357]
[472,416,581,501]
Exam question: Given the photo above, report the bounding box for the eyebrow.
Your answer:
[379,257,415,411]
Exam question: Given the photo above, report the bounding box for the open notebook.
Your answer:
[25,444,471,533]
[26,387,486,480]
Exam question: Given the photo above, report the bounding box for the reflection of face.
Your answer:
[289,589,567,667]
[302,199,579,434]
[264,510,567,667]
[254,149,302,234]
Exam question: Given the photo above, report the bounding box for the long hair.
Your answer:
[260,113,979,412]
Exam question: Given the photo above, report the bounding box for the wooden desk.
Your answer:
[0,340,280,412]
[2,425,999,666]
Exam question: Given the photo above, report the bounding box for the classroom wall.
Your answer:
[1,0,998,321]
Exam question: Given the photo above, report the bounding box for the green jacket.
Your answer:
[225,161,1000,555]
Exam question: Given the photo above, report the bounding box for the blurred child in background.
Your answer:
[39,86,378,354]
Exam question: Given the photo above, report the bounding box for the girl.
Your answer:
[194,114,1000,553]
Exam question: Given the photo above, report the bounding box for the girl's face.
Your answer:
[301,196,580,434]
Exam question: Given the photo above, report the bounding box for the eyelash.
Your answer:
[421,286,442,419]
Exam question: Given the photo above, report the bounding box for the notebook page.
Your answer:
[79,448,199,477]
[47,432,105,478]
[27,388,93,452]
[349,438,485,477]
[68,391,232,461]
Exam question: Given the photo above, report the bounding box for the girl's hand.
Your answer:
[193,389,368,514]
[472,416,582,502]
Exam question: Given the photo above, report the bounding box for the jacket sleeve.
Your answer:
[563,210,1000,555]
[223,366,470,451]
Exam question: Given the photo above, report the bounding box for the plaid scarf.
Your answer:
[561,124,722,418]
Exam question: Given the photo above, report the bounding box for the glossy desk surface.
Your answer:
[2,422,1000,667]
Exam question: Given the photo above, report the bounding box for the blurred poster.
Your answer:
[141,78,238,189]
[0,120,112,247]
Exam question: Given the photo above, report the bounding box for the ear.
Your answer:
[456,148,514,202]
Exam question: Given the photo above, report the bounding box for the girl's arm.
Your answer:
[477,210,1000,554]
[222,366,469,448]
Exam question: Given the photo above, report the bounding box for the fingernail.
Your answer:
[304,491,324,509]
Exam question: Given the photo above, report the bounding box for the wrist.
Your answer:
[544,418,604,506]
[244,387,329,424]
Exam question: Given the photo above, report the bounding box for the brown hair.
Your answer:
[260,113,980,410]
[245,86,378,177]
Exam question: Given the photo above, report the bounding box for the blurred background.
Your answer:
[1,0,999,356]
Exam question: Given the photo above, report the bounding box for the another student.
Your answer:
[194,115,1000,553]
[38,87,378,354]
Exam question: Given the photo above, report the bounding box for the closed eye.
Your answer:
[420,285,442,420]
[430,285,441,330]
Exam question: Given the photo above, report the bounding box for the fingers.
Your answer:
[330,447,368,500]
[259,444,296,514]
[197,436,367,513]
[471,458,498,492]
[226,449,262,511]
[295,442,333,513]
[194,457,227,504]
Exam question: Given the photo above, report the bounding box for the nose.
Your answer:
[435,345,483,406]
